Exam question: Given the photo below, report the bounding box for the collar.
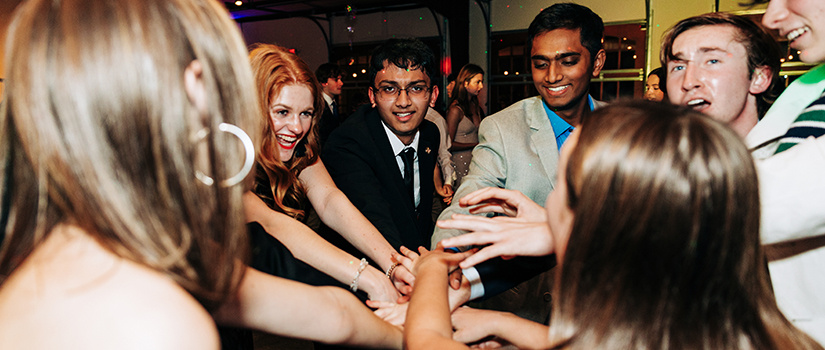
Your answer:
[382,121,420,155]
[746,64,825,155]
[543,95,595,138]
[322,92,335,107]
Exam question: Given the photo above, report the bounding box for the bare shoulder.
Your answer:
[0,227,218,350]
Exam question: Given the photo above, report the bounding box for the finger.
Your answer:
[456,187,499,206]
[459,187,518,206]
[416,246,430,254]
[399,246,419,259]
[443,249,475,262]
[366,300,393,309]
[458,246,503,269]
[440,231,501,249]
[393,265,415,287]
[437,216,502,233]
[448,269,462,290]
[467,203,509,216]
[394,254,415,272]
[475,340,504,349]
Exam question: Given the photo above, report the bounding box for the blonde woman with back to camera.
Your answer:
[0,0,401,349]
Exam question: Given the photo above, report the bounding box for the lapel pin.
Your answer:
[425,147,431,154]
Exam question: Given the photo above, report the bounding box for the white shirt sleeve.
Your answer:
[758,135,825,244]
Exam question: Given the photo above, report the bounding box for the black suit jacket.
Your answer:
[317,102,343,147]
[323,106,438,250]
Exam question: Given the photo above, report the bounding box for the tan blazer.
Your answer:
[433,95,606,242]
[431,95,605,323]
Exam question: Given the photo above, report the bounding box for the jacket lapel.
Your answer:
[365,109,417,214]
[527,98,559,185]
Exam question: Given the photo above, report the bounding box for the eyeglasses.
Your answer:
[372,83,432,101]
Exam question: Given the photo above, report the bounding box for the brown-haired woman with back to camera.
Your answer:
[408,100,823,350]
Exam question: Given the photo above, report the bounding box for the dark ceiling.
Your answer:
[224,0,430,23]
[223,0,476,72]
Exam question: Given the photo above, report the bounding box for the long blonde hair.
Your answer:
[549,101,822,350]
[0,0,258,310]
[249,44,322,220]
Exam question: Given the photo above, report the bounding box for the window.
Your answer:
[330,38,443,116]
[488,21,647,114]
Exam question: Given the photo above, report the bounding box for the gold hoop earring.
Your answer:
[195,122,255,187]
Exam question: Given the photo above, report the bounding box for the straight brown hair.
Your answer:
[548,101,822,349]
[0,0,258,310]
[449,63,484,117]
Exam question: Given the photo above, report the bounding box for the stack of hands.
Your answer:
[367,187,558,348]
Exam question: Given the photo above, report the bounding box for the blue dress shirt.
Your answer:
[543,95,596,150]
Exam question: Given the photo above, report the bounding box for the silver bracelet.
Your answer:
[385,262,399,280]
[349,258,368,292]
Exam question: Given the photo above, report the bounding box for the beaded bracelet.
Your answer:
[349,258,368,292]
[385,262,399,280]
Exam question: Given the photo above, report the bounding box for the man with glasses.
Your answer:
[323,38,441,251]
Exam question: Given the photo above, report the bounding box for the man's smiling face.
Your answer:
[369,61,438,145]
[531,28,603,120]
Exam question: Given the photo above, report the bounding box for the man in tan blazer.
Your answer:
[432,3,607,323]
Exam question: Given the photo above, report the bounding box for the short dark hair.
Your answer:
[527,3,604,62]
[660,12,782,119]
[369,38,436,87]
[648,67,664,80]
[315,63,343,83]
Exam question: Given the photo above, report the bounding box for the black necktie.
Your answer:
[331,101,339,119]
[400,148,415,205]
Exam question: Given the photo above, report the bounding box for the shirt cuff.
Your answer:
[461,267,484,301]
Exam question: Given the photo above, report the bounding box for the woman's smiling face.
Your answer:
[269,84,314,162]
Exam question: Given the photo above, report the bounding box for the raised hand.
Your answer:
[437,215,554,269]
[457,187,547,221]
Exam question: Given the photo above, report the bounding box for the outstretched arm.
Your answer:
[405,250,474,350]
[451,306,551,349]
[456,187,547,220]
[299,160,414,292]
[433,115,518,245]
[243,192,400,302]
[438,216,554,269]
[213,268,402,349]
[436,187,554,268]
